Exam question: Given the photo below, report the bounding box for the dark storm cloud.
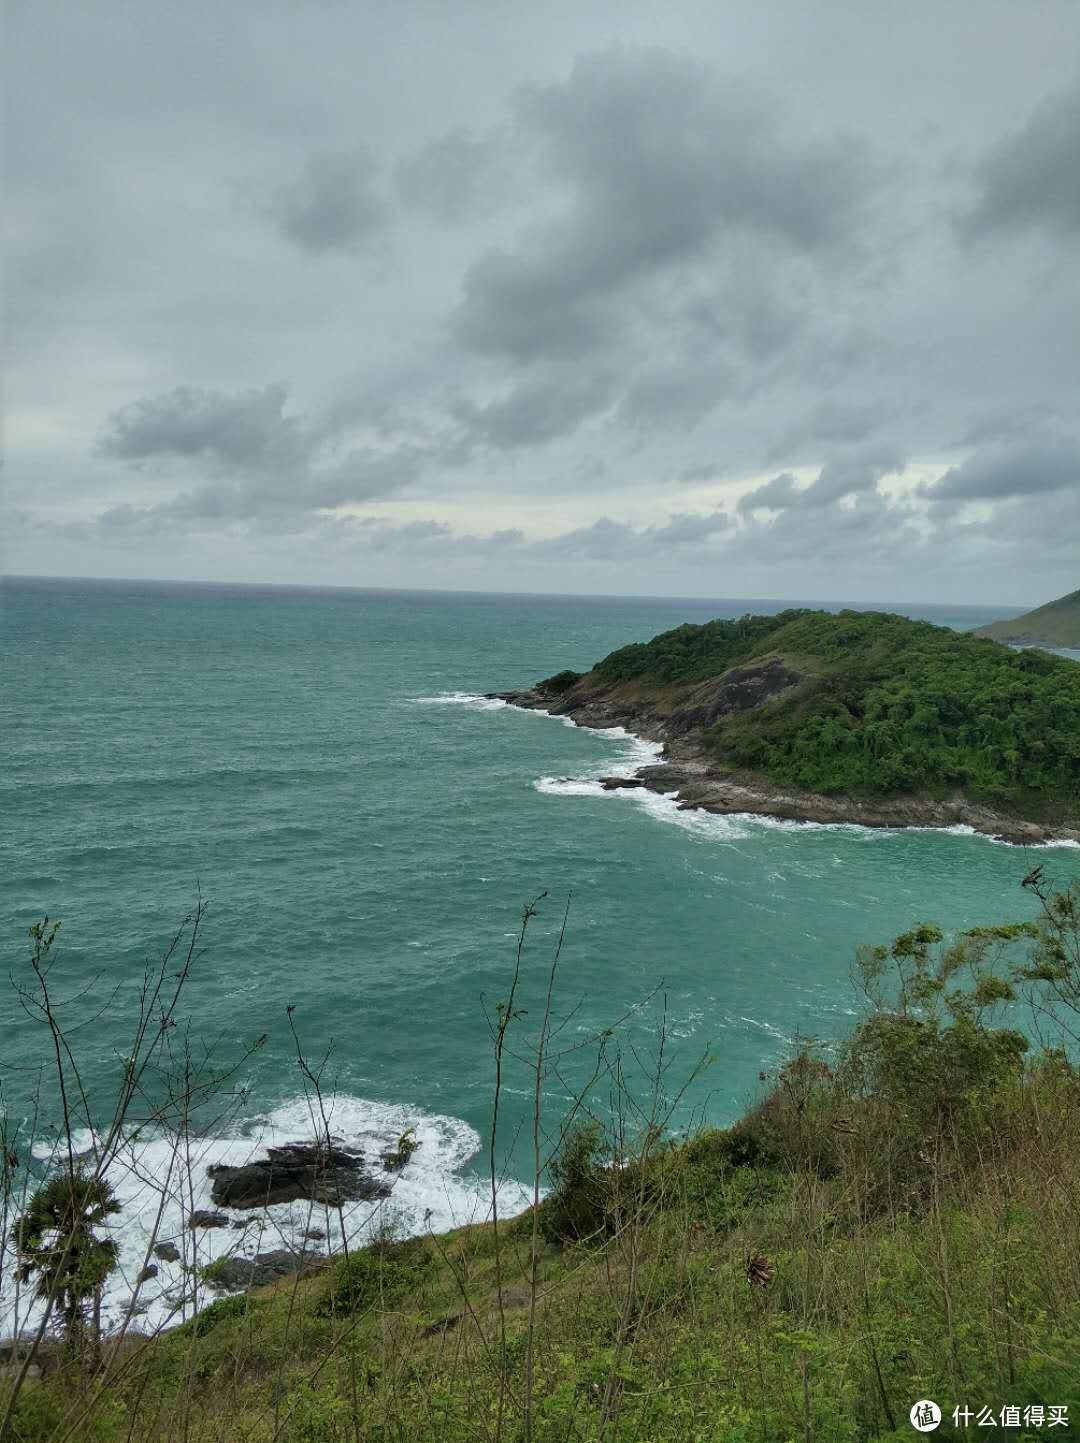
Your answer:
[921,436,1080,503]
[453,47,874,364]
[267,150,386,253]
[961,81,1080,240]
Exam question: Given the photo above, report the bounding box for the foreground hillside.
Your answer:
[975,587,1080,650]
[496,609,1080,840]
[5,877,1080,1441]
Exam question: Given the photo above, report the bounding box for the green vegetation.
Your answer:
[538,668,584,694]
[975,586,1080,649]
[10,1172,120,1358]
[3,874,1080,1441]
[593,608,1080,812]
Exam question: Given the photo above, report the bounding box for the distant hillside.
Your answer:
[500,609,1080,833]
[974,587,1080,649]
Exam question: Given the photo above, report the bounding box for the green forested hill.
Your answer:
[974,587,1080,649]
[584,609,1080,811]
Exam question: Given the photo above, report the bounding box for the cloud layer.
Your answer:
[4,3,1079,603]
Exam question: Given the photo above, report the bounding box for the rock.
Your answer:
[0,1359,40,1381]
[153,1241,181,1262]
[599,776,645,790]
[208,1139,391,1210]
[303,1229,326,1241]
[188,1210,231,1230]
[206,1247,324,1293]
[136,1264,159,1284]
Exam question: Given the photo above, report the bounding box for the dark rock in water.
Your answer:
[599,776,645,790]
[207,1139,391,1210]
[303,1229,326,1241]
[136,1264,159,1284]
[188,1210,231,1230]
[153,1241,181,1262]
[206,1247,324,1293]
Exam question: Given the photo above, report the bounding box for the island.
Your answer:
[492,608,1080,843]
[974,586,1080,650]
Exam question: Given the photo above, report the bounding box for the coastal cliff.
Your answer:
[491,608,1080,844]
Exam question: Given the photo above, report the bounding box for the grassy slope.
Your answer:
[13,1029,1079,1442]
[572,609,1080,817]
[975,588,1080,648]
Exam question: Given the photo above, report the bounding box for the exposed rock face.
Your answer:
[153,1241,181,1262]
[207,1140,391,1211]
[206,1248,324,1293]
[489,658,803,747]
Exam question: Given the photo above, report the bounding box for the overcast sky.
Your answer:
[4,1,1079,604]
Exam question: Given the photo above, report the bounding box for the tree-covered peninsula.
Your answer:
[498,609,1080,840]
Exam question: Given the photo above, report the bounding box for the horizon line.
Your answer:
[1,571,1033,613]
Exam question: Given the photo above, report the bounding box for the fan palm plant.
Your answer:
[11,1170,121,1358]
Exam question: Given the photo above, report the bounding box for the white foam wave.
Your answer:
[516,696,1080,853]
[3,1095,529,1338]
[411,692,508,711]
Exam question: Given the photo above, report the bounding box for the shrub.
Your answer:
[168,1291,259,1341]
[324,1236,432,1315]
[539,1121,610,1244]
[539,669,583,695]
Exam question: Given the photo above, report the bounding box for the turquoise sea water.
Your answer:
[2,576,1077,1324]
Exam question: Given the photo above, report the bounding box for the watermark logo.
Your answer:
[910,1400,942,1432]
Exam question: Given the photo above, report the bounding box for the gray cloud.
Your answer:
[921,436,1080,503]
[96,384,425,521]
[98,385,308,474]
[267,150,385,253]
[397,128,518,225]
[531,510,731,560]
[961,81,1080,240]
[453,46,873,365]
[452,366,620,450]
[739,451,901,513]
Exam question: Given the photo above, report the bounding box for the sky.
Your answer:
[3,0,1079,605]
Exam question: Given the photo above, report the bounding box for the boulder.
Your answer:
[188,1210,231,1230]
[205,1248,323,1293]
[207,1140,391,1210]
[153,1241,181,1262]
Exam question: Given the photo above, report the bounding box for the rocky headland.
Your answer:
[488,656,1080,847]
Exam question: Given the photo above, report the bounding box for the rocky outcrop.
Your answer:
[188,1210,230,1230]
[489,658,803,747]
[207,1140,391,1211]
[594,760,1075,843]
[205,1247,325,1293]
[492,667,1080,845]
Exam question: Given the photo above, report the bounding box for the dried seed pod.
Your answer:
[746,1254,774,1287]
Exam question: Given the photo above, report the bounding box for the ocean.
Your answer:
[1,575,1075,1330]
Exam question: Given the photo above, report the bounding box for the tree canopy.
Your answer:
[593,609,1080,810]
